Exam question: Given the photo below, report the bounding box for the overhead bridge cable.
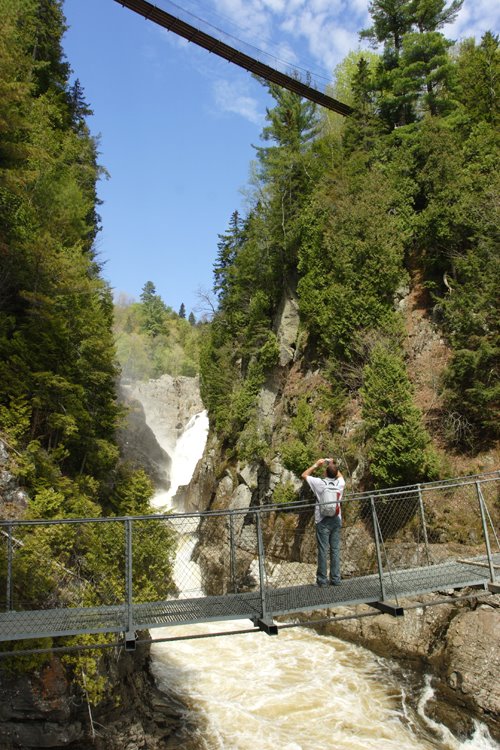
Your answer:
[113,0,354,117]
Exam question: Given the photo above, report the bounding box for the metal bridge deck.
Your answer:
[0,555,495,643]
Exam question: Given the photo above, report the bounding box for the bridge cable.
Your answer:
[160,0,334,86]
[113,0,353,116]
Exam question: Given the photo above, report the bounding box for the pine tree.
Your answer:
[343,57,385,153]
[140,281,167,337]
[213,210,244,305]
[178,302,186,319]
[360,0,413,52]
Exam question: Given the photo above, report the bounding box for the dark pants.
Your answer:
[316,515,341,585]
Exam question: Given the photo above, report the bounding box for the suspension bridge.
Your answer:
[0,472,498,653]
[113,0,353,116]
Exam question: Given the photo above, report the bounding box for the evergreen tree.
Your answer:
[410,0,463,33]
[178,302,186,319]
[361,344,437,487]
[213,210,244,307]
[343,57,386,153]
[363,0,462,125]
[360,0,413,52]
[140,281,167,337]
[455,32,499,125]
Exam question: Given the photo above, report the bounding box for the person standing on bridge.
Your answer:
[301,458,345,587]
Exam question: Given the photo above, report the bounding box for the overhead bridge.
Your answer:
[0,473,498,652]
[114,0,354,116]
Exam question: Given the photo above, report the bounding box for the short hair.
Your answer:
[326,461,339,478]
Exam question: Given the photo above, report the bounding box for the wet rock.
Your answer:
[117,394,171,489]
[122,375,203,457]
[314,592,500,740]
[438,604,500,723]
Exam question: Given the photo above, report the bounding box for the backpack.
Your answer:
[319,479,341,517]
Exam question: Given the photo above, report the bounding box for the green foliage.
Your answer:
[139,281,168,338]
[0,640,53,674]
[62,636,112,706]
[0,0,180,701]
[0,397,31,446]
[281,438,315,477]
[455,32,499,126]
[361,343,439,487]
[114,293,202,380]
[236,418,270,463]
[273,480,298,505]
[297,164,408,359]
[439,237,499,448]
[280,398,320,475]
[106,465,154,516]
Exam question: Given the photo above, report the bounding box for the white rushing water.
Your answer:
[152,410,209,512]
[142,407,499,750]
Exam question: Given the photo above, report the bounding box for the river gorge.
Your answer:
[126,375,499,750]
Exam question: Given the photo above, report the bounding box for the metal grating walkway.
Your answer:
[0,555,496,643]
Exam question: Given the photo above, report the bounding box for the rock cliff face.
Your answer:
[0,644,186,750]
[117,375,204,491]
[121,376,204,458]
[0,439,29,519]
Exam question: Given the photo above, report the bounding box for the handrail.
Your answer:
[1,470,498,527]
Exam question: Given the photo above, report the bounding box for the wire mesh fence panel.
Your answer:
[228,510,260,595]
[0,527,12,611]
[369,489,432,578]
[161,514,206,598]
[421,480,488,555]
[131,518,178,603]
[0,520,126,613]
[341,496,380,579]
[260,504,316,589]
[478,478,500,549]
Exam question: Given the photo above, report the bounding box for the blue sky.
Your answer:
[62,0,499,318]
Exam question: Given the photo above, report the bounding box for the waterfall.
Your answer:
[152,410,209,512]
[129,386,499,750]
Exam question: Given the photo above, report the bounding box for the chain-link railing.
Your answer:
[0,472,498,644]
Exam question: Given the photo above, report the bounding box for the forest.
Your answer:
[200,2,499,489]
[0,0,498,702]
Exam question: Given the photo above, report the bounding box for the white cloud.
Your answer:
[213,0,273,45]
[213,79,263,123]
[285,9,361,72]
[447,0,500,42]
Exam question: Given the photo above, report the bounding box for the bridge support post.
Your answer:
[476,481,498,588]
[125,518,134,640]
[255,511,269,623]
[370,497,386,602]
[229,514,237,593]
[417,484,431,565]
[124,631,137,651]
[6,524,13,611]
[370,601,404,617]
[253,617,278,636]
